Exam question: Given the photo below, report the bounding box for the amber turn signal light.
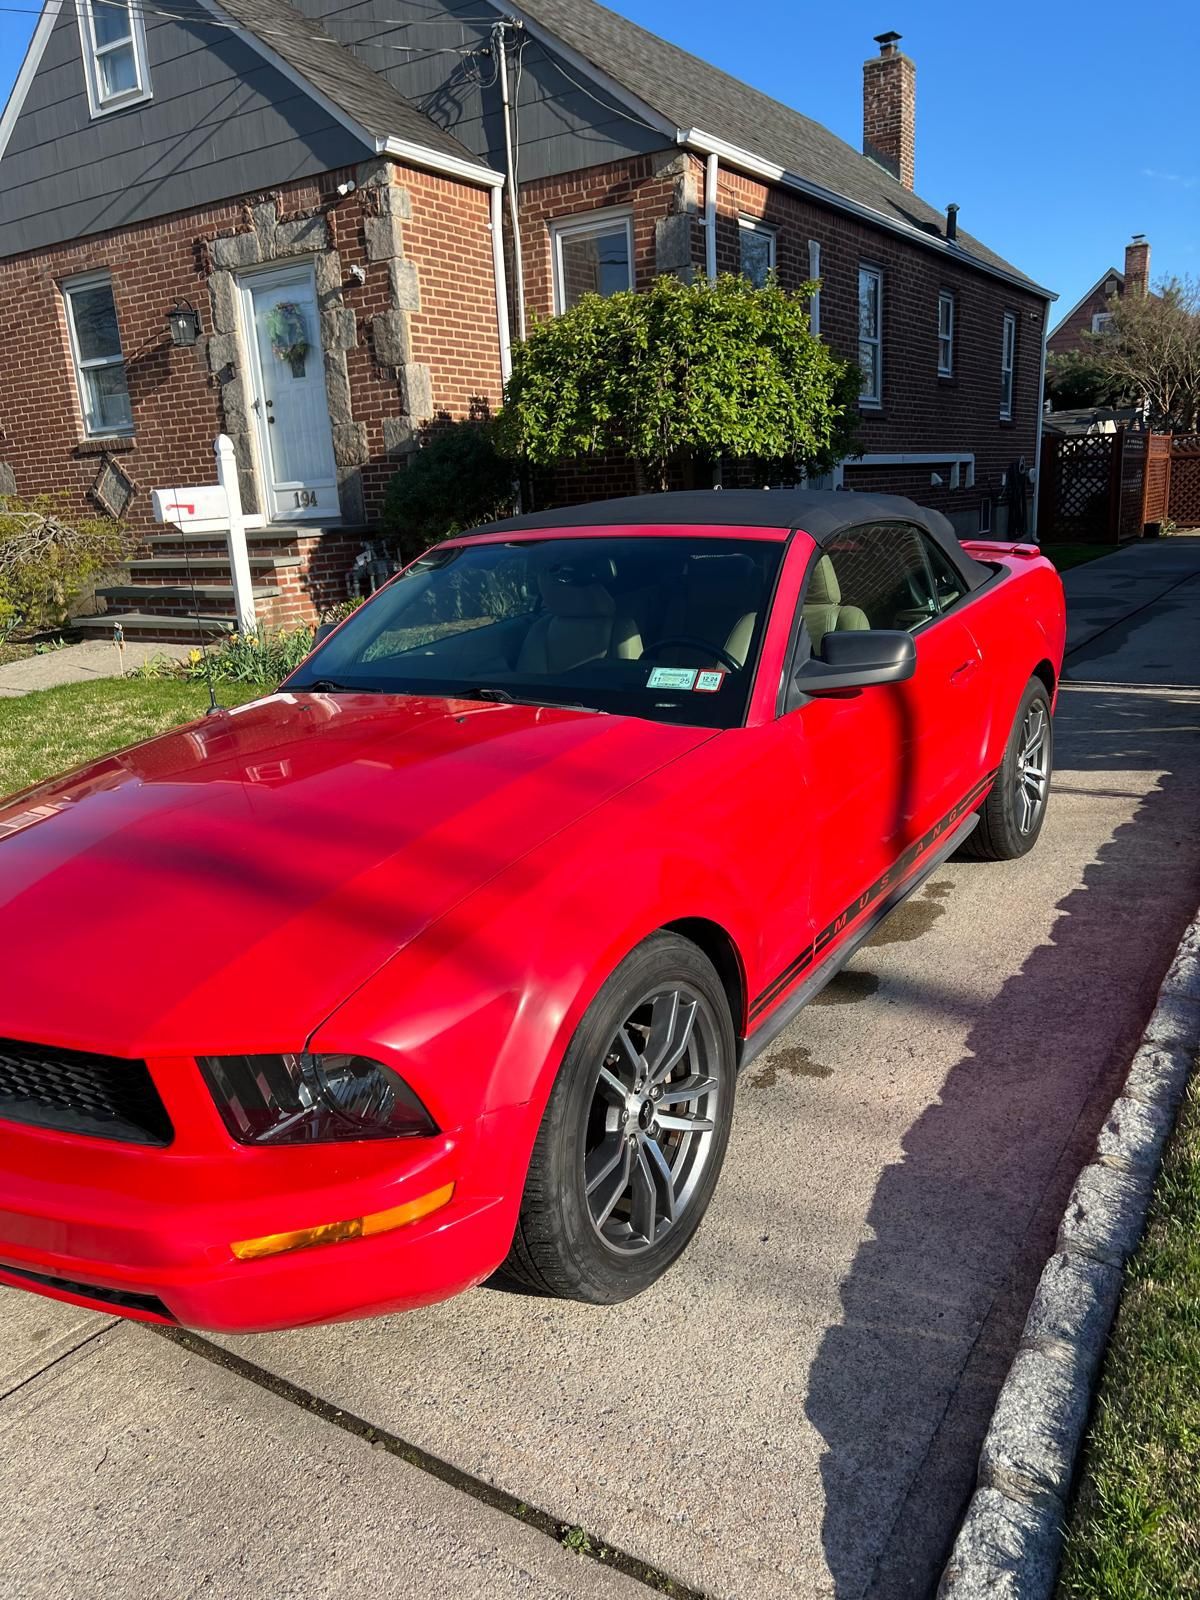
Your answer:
[230,1182,455,1261]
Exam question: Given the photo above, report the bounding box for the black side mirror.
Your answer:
[792,629,916,702]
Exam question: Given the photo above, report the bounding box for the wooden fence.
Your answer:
[1039,429,1173,543]
[1168,435,1200,529]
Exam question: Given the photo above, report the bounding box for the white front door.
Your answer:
[241,265,338,522]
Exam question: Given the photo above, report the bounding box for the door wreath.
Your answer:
[265,301,309,376]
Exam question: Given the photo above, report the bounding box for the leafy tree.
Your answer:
[1044,352,1129,411]
[382,418,515,552]
[0,497,126,640]
[498,273,860,489]
[1084,276,1200,432]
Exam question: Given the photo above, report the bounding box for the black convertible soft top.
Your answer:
[467,489,993,592]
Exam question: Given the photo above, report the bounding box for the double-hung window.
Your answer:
[738,218,776,288]
[1000,311,1017,420]
[63,273,133,436]
[76,0,152,117]
[1091,311,1113,335]
[550,209,633,314]
[937,290,955,376]
[858,265,883,406]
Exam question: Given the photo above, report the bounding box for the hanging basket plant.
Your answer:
[265,301,310,374]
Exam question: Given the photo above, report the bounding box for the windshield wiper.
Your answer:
[297,678,379,694]
[473,687,605,715]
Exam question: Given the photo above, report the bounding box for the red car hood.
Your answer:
[0,693,710,1056]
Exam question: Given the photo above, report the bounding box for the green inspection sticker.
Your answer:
[646,667,698,690]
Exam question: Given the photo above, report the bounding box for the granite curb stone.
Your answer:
[937,908,1200,1599]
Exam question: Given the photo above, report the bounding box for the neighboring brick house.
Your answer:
[0,0,1053,639]
[1047,236,1152,359]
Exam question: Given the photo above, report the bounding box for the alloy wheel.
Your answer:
[1014,700,1050,834]
[583,986,722,1255]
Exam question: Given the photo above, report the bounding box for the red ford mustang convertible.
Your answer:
[0,491,1065,1331]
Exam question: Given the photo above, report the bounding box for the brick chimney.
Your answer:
[863,31,916,190]
[1124,235,1150,298]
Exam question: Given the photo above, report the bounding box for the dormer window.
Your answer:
[76,0,151,117]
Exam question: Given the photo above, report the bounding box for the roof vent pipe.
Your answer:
[946,203,959,242]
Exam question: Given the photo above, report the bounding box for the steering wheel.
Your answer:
[643,636,741,673]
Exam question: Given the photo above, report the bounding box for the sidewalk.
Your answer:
[0,639,191,698]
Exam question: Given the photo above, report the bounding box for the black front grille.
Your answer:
[0,1263,173,1320]
[0,1038,173,1146]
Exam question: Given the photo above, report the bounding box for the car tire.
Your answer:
[962,677,1054,861]
[500,932,737,1304]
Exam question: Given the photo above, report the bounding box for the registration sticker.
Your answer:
[646,667,698,690]
[694,670,726,693]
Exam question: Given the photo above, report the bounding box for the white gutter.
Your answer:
[703,152,718,283]
[680,127,1057,303]
[494,25,527,340]
[1032,302,1050,538]
[378,137,503,190]
[490,184,513,384]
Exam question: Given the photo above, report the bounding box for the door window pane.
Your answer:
[922,533,966,611]
[821,523,938,632]
[552,215,632,312]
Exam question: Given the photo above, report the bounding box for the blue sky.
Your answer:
[1,0,1197,316]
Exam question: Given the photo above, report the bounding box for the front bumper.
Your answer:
[0,1066,525,1332]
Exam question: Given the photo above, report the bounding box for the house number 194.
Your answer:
[293,489,318,509]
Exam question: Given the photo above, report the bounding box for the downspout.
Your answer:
[495,24,527,341]
[704,152,718,283]
[1032,301,1050,540]
[490,184,513,385]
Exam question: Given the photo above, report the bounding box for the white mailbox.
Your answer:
[151,484,230,527]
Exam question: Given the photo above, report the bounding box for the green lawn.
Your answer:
[1040,544,1119,572]
[0,677,267,799]
[1057,1068,1200,1599]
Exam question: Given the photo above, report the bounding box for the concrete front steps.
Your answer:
[76,523,366,644]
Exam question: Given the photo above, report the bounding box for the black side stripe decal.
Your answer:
[749,767,1001,1022]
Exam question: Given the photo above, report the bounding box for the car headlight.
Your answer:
[198,1053,437,1144]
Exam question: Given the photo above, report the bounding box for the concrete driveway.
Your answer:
[4,537,1200,1600]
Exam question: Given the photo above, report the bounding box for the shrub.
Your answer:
[184,624,315,685]
[382,419,515,551]
[0,497,127,640]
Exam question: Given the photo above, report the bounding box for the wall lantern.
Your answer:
[166,299,201,347]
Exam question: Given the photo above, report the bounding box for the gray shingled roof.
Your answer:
[513,0,1039,288]
[216,0,483,163]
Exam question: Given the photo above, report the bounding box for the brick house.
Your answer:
[0,0,1053,638]
[1047,236,1152,359]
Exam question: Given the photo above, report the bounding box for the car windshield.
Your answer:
[285,535,784,728]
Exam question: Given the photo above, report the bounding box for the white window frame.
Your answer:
[1000,311,1017,420]
[550,207,634,315]
[1091,311,1113,335]
[858,264,883,408]
[807,240,821,335]
[75,0,152,119]
[62,270,134,438]
[937,290,955,377]
[737,217,776,286]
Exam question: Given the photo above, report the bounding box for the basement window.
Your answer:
[63,272,134,437]
[738,218,776,288]
[76,0,152,117]
[550,209,633,313]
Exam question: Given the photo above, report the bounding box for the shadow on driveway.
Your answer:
[806,680,1200,1598]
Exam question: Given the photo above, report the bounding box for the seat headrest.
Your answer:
[805,554,842,607]
[535,552,617,618]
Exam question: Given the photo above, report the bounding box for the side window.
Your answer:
[921,534,967,612]
[815,523,938,637]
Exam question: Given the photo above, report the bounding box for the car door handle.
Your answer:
[950,660,978,683]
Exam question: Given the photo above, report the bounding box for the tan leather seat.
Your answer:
[517,558,642,675]
[803,555,870,651]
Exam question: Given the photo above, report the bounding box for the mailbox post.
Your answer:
[150,435,256,636]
